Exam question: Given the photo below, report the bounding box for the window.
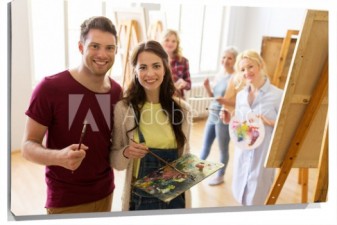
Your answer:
[162,3,224,76]
[31,1,225,85]
[180,4,204,75]
[31,0,65,83]
[200,6,223,72]
[67,0,104,69]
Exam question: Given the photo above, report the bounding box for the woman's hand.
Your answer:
[203,78,210,89]
[216,97,228,105]
[219,108,231,124]
[257,114,275,127]
[123,140,148,159]
[203,78,213,97]
[175,78,187,90]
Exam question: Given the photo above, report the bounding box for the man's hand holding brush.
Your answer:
[60,144,88,171]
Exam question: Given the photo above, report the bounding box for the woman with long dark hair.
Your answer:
[110,40,192,211]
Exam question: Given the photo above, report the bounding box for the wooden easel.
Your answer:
[272,30,299,89]
[147,20,163,41]
[266,60,328,204]
[117,20,140,89]
[265,10,328,205]
[272,29,312,203]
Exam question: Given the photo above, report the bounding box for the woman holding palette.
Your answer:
[230,50,283,205]
[110,40,192,211]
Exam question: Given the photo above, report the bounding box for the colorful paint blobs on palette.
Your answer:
[229,113,265,150]
[133,154,224,202]
[232,121,259,145]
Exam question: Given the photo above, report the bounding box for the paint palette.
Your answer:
[133,153,224,202]
[229,112,265,150]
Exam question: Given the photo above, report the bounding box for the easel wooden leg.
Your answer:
[314,124,328,202]
[298,168,308,203]
[298,168,302,184]
[300,168,308,203]
[272,30,299,88]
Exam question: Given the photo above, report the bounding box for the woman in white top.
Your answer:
[231,50,283,205]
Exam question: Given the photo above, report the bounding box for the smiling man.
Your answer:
[21,16,122,214]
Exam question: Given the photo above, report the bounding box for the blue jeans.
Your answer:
[199,114,230,177]
[129,148,185,210]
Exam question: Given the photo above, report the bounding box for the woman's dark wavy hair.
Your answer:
[124,40,186,149]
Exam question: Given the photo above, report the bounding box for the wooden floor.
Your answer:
[11,118,319,216]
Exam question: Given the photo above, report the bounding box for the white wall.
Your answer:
[1,0,9,155]
[226,6,306,52]
[11,0,34,152]
[196,6,306,85]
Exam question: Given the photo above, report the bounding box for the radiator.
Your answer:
[185,83,213,118]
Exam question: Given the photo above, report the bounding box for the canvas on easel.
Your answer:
[260,31,298,90]
[116,20,140,89]
[113,7,148,41]
[112,7,148,89]
[264,10,328,204]
[147,20,163,41]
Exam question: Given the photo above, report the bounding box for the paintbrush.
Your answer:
[188,97,217,101]
[130,139,192,179]
[206,107,226,112]
[72,121,88,173]
[78,121,88,150]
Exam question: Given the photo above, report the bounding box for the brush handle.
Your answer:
[72,123,87,174]
[146,149,187,176]
[77,123,87,150]
[130,139,187,177]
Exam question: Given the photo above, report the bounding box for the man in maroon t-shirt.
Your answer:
[22,16,122,214]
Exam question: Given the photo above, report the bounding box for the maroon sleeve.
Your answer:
[25,78,54,127]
